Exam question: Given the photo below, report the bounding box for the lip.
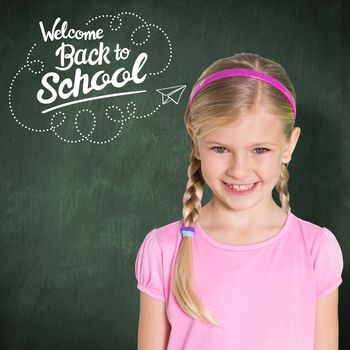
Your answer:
[223,181,258,196]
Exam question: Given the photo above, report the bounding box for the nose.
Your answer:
[226,153,252,178]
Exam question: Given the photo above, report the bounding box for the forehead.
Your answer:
[200,112,284,145]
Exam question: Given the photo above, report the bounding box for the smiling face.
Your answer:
[191,109,301,214]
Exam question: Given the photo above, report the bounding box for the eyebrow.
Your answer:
[204,141,278,147]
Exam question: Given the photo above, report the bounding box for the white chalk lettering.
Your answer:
[39,17,104,42]
[37,53,148,105]
[55,42,110,71]
[114,43,130,60]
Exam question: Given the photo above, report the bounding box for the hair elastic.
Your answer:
[189,68,296,121]
[181,226,195,238]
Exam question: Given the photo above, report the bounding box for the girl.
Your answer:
[135,53,344,350]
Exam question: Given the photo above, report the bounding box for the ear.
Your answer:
[194,146,201,160]
[282,127,301,163]
[187,126,201,160]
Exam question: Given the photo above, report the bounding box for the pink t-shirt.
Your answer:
[135,210,343,350]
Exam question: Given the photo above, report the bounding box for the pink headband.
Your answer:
[189,68,296,122]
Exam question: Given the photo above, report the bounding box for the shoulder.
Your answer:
[151,217,184,252]
[290,212,335,250]
[136,218,184,258]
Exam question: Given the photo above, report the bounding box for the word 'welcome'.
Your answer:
[39,17,103,41]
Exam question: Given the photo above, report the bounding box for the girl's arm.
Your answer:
[137,291,171,350]
[314,288,339,350]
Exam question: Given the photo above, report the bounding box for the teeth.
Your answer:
[227,183,255,191]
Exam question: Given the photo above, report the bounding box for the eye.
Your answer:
[211,146,228,153]
[254,147,269,154]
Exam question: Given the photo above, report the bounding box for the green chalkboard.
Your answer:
[0,0,348,349]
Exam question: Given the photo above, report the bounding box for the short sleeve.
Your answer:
[135,229,165,303]
[314,227,344,300]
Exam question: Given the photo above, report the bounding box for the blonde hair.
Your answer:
[171,53,296,327]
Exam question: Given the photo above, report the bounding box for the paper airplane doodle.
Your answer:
[156,85,187,105]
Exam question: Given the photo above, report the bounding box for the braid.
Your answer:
[172,149,222,327]
[276,162,291,212]
[182,150,205,226]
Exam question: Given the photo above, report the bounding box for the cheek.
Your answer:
[199,158,223,181]
[258,158,282,178]
[204,155,226,169]
[200,162,216,178]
